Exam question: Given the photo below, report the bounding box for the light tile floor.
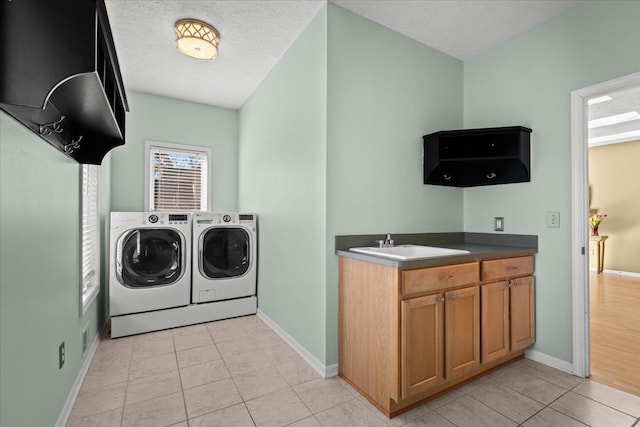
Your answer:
[67,315,640,427]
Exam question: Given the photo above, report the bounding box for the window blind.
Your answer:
[150,146,208,211]
[81,164,100,310]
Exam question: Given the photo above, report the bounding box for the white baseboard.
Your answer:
[257,309,337,379]
[55,320,106,427]
[525,349,576,376]
[602,269,640,278]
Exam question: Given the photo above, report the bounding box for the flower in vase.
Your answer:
[589,214,607,227]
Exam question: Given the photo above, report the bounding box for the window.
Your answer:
[145,141,210,211]
[81,164,100,315]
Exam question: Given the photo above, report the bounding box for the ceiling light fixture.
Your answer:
[587,95,612,105]
[175,19,220,60]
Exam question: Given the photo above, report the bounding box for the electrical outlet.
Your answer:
[494,217,504,232]
[547,211,560,228]
[59,342,65,369]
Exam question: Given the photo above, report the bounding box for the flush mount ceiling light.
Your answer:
[175,19,219,60]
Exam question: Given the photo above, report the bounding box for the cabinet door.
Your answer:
[445,286,480,379]
[481,281,510,363]
[401,294,444,399]
[510,276,535,351]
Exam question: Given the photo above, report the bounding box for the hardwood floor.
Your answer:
[589,271,640,397]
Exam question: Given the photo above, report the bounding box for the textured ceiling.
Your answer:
[104,0,585,110]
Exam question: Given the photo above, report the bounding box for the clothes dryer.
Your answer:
[192,212,257,304]
[109,212,191,316]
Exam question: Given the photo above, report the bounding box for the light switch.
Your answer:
[494,217,504,232]
[547,211,560,228]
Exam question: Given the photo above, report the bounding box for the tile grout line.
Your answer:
[172,332,190,426]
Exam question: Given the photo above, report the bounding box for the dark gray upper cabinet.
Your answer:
[423,126,532,187]
[0,0,128,164]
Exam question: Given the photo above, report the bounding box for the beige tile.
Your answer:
[573,380,640,417]
[550,391,636,427]
[262,342,300,365]
[129,352,177,380]
[172,323,209,337]
[469,382,544,423]
[188,403,254,427]
[183,378,243,419]
[520,362,585,390]
[176,344,221,369]
[174,330,214,352]
[131,337,175,360]
[126,370,182,405]
[288,416,323,427]
[293,377,357,414]
[435,395,517,427]
[276,357,321,386]
[522,407,589,427]
[216,336,259,358]
[97,336,135,354]
[494,368,566,404]
[168,423,188,427]
[424,388,466,410]
[372,402,431,427]
[245,388,312,427]
[122,391,186,427]
[207,320,249,343]
[134,329,174,341]
[69,382,127,419]
[235,314,266,329]
[66,407,122,427]
[180,359,230,389]
[315,399,387,427]
[454,375,493,395]
[404,410,456,427]
[224,349,273,376]
[252,330,285,349]
[80,366,129,393]
[233,366,290,401]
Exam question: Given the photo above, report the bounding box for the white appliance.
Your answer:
[109,212,192,319]
[192,212,257,304]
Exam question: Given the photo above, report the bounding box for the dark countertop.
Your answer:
[335,232,537,269]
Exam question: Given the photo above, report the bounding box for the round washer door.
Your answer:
[118,228,184,288]
[201,227,250,278]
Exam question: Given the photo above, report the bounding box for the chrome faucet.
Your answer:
[375,233,395,248]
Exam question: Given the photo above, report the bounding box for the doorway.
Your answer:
[570,72,640,382]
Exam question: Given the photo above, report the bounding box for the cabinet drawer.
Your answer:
[402,263,479,296]
[482,256,533,281]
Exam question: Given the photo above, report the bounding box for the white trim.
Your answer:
[257,309,337,378]
[571,72,640,379]
[55,321,106,427]
[601,269,640,278]
[525,349,574,375]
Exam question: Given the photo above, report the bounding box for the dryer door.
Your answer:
[201,227,250,278]
[117,228,185,287]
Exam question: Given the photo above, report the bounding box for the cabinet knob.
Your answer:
[438,297,445,303]
[448,294,456,301]
[486,172,497,179]
[512,281,519,287]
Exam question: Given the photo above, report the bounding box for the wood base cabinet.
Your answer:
[339,254,534,418]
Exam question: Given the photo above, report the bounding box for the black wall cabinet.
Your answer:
[0,0,128,165]
[423,126,532,187]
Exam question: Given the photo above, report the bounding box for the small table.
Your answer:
[589,235,608,274]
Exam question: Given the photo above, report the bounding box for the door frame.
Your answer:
[570,71,640,377]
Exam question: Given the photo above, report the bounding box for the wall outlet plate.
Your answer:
[494,217,504,232]
[547,211,560,228]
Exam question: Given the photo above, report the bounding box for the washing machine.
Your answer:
[109,212,192,317]
[192,212,257,304]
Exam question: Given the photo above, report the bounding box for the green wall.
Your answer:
[0,112,110,427]
[238,6,328,362]
[110,91,239,212]
[324,4,464,364]
[463,0,640,362]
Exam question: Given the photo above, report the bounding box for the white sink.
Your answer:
[349,244,470,260]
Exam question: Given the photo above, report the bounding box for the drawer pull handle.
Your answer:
[507,266,519,271]
[440,275,455,281]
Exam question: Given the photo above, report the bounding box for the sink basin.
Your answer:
[349,244,470,260]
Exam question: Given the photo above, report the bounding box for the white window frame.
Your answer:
[144,140,211,211]
[80,164,100,316]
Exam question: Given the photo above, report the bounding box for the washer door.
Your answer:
[117,228,184,288]
[201,227,250,278]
